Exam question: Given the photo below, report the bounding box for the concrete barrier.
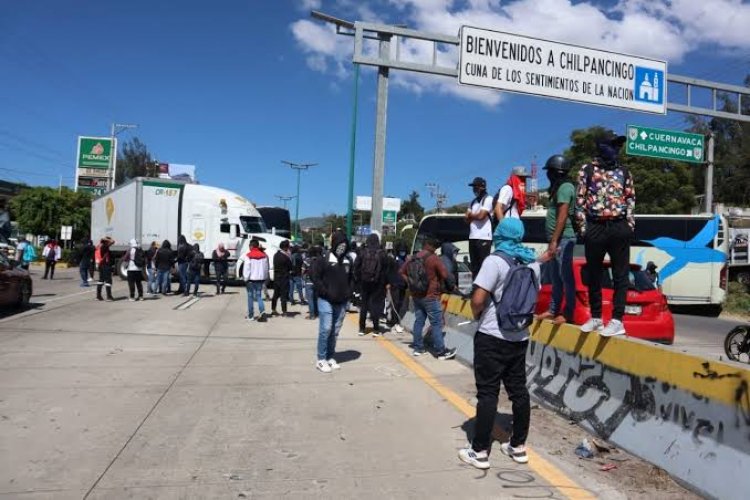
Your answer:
[401,293,750,500]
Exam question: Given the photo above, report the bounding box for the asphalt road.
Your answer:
[672,313,747,361]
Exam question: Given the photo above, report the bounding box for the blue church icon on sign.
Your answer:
[634,66,664,105]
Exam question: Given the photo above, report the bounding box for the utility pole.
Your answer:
[281,161,317,240]
[109,123,137,190]
[705,132,715,213]
[275,195,295,210]
[425,182,448,213]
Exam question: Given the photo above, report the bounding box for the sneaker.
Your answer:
[600,319,626,337]
[371,330,382,337]
[128,298,135,302]
[412,349,426,357]
[316,360,332,373]
[106,297,115,302]
[257,315,267,323]
[246,315,256,322]
[458,447,490,470]
[394,325,405,334]
[358,331,367,336]
[500,442,529,464]
[327,358,341,370]
[438,348,457,360]
[137,297,144,301]
[580,318,604,333]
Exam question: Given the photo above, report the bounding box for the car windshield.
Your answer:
[240,216,268,234]
[580,266,656,292]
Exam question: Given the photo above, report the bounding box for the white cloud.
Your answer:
[297,0,322,11]
[292,0,750,107]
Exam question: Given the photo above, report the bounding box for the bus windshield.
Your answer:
[240,216,268,234]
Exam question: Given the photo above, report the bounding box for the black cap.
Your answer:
[543,155,570,173]
[468,177,486,188]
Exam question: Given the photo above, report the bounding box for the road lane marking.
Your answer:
[374,336,595,500]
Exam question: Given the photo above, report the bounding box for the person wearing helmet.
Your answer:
[466,177,494,279]
[538,155,577,325]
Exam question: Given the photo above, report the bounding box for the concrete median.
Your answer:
[402,293,750,500]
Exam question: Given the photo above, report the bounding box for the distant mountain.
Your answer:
[298,217,327,230]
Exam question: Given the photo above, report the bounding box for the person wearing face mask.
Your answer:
[466,177,494,279]
[386,240,409,334]
[312,231,353,373]
[574,132,636,338]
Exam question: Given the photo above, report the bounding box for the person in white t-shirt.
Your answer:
[493,166,530,222]
[465,176,493,279]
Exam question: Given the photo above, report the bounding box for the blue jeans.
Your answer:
[305,282,317,317]
[187,272,200,295]
[79,266,90,286]
[317,298,346,361]
[412,297,445,353]
[157,269,171,293]
[146,267,157,293]
[246,281,265,317]
[178,262,189,292]
[289,276,304,302]
[549,237,576,321]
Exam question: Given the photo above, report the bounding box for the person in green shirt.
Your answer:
[538,155,577,325]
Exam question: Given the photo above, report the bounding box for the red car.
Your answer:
[536,258,674,344]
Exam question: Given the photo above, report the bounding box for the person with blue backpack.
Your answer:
[459,217,552,470]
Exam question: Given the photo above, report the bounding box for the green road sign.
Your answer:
[77,136,114,169]
[382,210,397,225]
[626,125,704,163]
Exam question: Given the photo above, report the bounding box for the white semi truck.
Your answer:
[90,177,286,280]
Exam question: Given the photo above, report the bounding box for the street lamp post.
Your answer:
[281,161,317,240]
[275,195,296,210]
[110,122,137,190]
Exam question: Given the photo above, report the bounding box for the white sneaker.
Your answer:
[580,318,604,333]
[600,319,626,337]
[394,325,404,334]
[357,331,367,336]
[500,442,529,464]
[412,349,425,357]
[458,447,490,470]
[316,360,332,373]
[327,359,341,370]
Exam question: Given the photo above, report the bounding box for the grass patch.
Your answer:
[725,282,750,318]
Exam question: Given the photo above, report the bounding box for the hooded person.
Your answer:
[354,233,389,336]
[386,240,409,332]
[154,239,174,294]
[212,242,229,295]
[240,239,270,322]
[124,238,145,301]
[574,132,635,338]
[78,238,95,287]
[312,231,353,373]
[175,234,192,294]
[272,240,293,315]
[185,243,204,297]
[440,241,460,293]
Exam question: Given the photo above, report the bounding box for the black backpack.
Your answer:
[360,248,382,284]
[189,252,204,273]
[405,254,430,295]
[133,248,146,268]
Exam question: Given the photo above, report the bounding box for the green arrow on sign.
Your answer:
[626,125,705,164]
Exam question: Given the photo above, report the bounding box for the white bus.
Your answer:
[414,211,729,314]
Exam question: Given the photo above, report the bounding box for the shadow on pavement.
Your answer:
[461,414,513,448]
[335,350,362,364]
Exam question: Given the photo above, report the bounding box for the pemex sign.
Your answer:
[77,136,114,170]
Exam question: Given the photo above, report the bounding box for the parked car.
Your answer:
[0,252,32,308]
[536,258,674,344]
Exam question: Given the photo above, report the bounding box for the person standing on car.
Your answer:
[124,239,145,301]
[313,231,353,373]
[272,240,293,316]
[459,218,551,470]
[355,233,389,336]
[176,235,192,294]
[96,237,115,301]
[538,155,577,325]
[575,133,635,337]
[185,243,203,297]
[212,242,229,295]
[154,240,174,295]
[240,239,269,322]
[493,166,529,223]
[400,235,457,360]
[466,177,494,279]
[78,238,95,287]
[42,239,61,279]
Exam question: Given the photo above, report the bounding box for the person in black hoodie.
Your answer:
[78,238,95,287]
[272,240,293,316]
[386,241,409,333]
[440,241,459,293]
[354,233,389,336]
[176,235,192,294]
[313,231,352,373]
[155,239,175,295]
[96,237,115,301]
[212,242,229,294]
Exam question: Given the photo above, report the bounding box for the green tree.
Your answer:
[564,126,696,214]
[10,187,92,239]
[399,190,425,222]
[115,137,160,186]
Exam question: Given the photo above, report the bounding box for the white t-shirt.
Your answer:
[497,185,521,219]
[126,248,141,271]
[469,195,494,240]
[473,254,541,342]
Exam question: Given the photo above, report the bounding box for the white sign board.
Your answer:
[355,196,401,212]
[60,225,73,241]
[458,26,667,114]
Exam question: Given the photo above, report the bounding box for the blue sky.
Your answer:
[1,0,748,218]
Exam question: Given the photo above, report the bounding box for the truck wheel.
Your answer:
[117,259,128,281]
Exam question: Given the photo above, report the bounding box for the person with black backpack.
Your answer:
[459,218,551,470]
[176,235,192,294]
[399,235,457,360]
[123,238,145,301]
[465,177,494,280]
[354,233,389,336]
[185,243,204,297]
[574,133,635,338]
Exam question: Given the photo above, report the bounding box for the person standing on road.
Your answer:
[240,239,269,322]
[492,166,529,223]
[124,239,145,301]
[42,239,61,279]
[459,218,550,470]
[96,237,115,301]
[313,231,353,373]
[212,242,229,295]
[16,237,28,270]
[145,241,159,294]
[575,133,635,337]
[19,237,36,271]
[400,236,457,360]
[186,243,203,297]
[154,240,174,295]
[272,240,293,316]
[355,233,389,336]
[538,155,577,325]
[78,238,95,287]
[303,246,321,320]
[385,241,408,334]
[176,235,192,295]
[289,246,306,305]
[466,177,494,280]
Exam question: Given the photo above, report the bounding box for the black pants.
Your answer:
[388,286,407,326]
[469,239,491,279]
[472,331,530,452]
[97,265,114,300]
[127,270,143,299]
[359,281,386,331]
[272,278,289,313]
[43,261,56,279]
[584,219,632,321]
[215,269,227,294]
